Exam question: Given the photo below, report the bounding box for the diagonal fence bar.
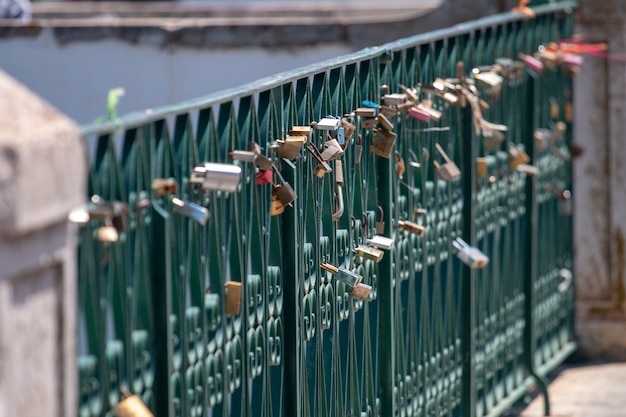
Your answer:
[76,3,577,417]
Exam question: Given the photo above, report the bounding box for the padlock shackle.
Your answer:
[332,184,344,222]
[434,143,452,163]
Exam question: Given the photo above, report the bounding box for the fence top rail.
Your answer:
[80,1,576,137]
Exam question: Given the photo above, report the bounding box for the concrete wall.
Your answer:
[0,69,85,417]
[574,0,626,361]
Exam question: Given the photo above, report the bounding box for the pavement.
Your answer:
[504,361,626,417]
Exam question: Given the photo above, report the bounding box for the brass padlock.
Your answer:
[398,84,418,102]
[377,114,394,132]
[320,138,344,161]
[248,141,274,171]
[151,178,178,195]
[270,195,284,216]
[341,119,356,142]
[224,281,243,315]
[375,206,385,234]
[289,126,312,136]
[508,145,530,172]
[397,220,425,237]
[370,128,397,159]
[473,70,503,89]
[361,117,379,128]
[483,130,504,153]
[355,107,378,118]
[350,283,372,300]
[433,143,461,182]
[190,162,241,192]
[367,235,394,251]
[115,391,154,417]
[395,151,405,179]
[278,135,307,160]
[306,142,332,177]
[476,157,488,177]
[271,166,296,208]
[98,225,119,243]
[355,245,384,263]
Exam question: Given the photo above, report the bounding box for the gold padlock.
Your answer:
[355,245,384,263]
[508,145,530,172]
[224,281,243,315]
[270,195,284,216]
[397,220,425,237]
[476,157,488,177]
[115,391,154,417]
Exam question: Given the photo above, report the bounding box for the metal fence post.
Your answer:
[460,100,477,417]
[523,73,551,417]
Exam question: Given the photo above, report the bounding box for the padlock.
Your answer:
[398,84,418,102]
[534,129,550,152]
[115,391,154,417]
[355,245,384,263]
[377,114,394,132]
[483,130,504,153]
[98,225,119,243]
[381,105,398,118]
[171,197,210,225]
[361,117,379,128]
[224,281,243,315]
[152,178,178,195]
[354,135,363,164]
[272,166,297,207]
[289,126,312,136]
[341,119,356,141]
[433,143,461,182]
[408,106,430,123]
[255,168,273,185]
[248,142,274,171]
[380,84,390,96]
[519,53,544,73]
[350,283,372,300]
[370,129,397,159]
[549,121,567,143]
[473,70,503,89]
[306,142,333,177]
[508,146,530,172]
[549,98,560,120]
[190,162,241,192]
[270,195,284,216]
[383,93,407,106]
[452,237,489,269]
[395,151,405,179]
[361,100,380,115]
[355,108,378,118]
[397,101,415,113]
[278,135,307,160]
[375,206,385,234]
[476,157,488,177]
[397,220,425,237]
[320,138,344,161]
[367,235,395,250]
[516,164,539,176]
[417,103,442,122]
[537,49,562,66]
[314,117,341,131]
[320,263,362,287]
[228,150,257,163]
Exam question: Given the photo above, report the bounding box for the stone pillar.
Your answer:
[0,70,85,416]
[574,1,626,360]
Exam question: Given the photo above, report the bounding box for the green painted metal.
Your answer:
[77,3,577,417]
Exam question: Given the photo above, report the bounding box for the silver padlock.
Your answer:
[320,138,344,161]
[452,237,489,269]
[321,263,362,287]
[314,117,341,131]
[171,197,209,225]
[190,162,241,192]
[367,235,395,251]
[433,143,461,182]
[383,93,407,106]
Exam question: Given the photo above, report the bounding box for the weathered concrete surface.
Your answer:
[574,0,626,361]
[0,69,84,417]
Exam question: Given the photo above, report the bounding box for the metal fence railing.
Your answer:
[76,2,577,416]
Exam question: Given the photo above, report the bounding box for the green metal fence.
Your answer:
[77,3,577,417]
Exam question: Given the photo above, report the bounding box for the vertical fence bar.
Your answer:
[460,93,477,417]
